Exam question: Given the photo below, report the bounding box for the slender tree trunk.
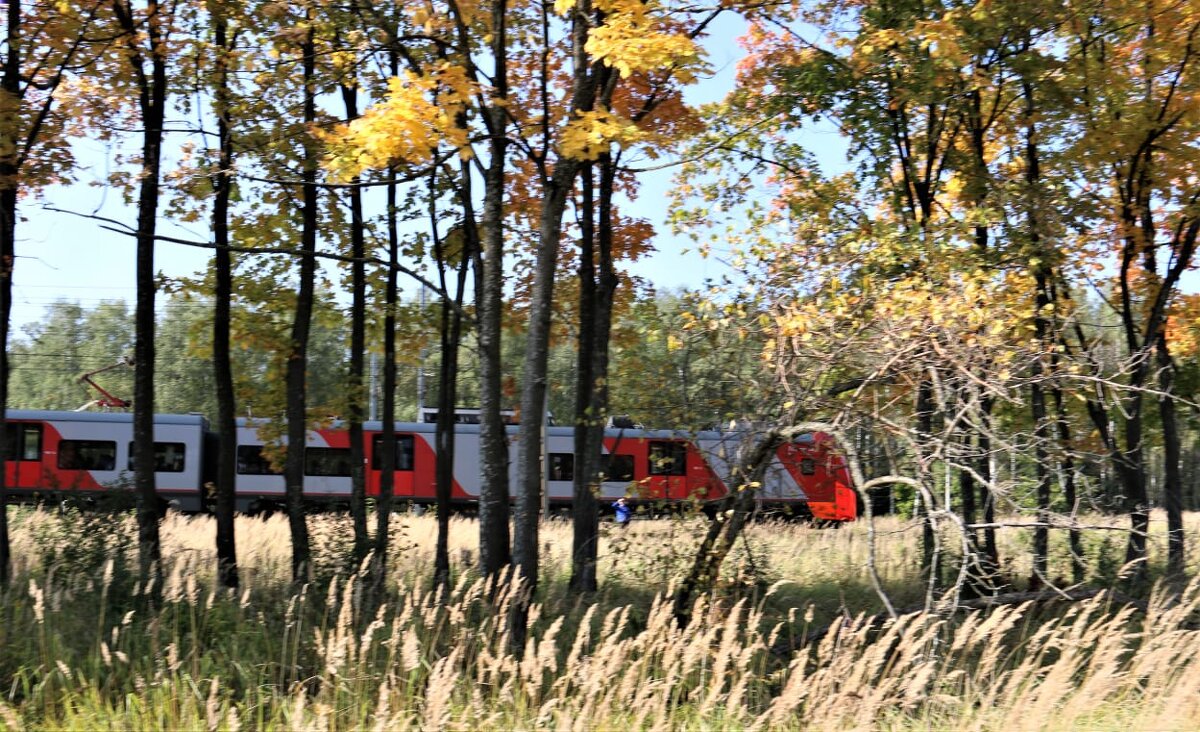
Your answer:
[510,0,600,655]
[1071,313,1149,573]
[433,295,457,593]
[1119,397,1149,573]
[958,425,995,597]
[673,428,791,628]
[477,0,512,578]
[965,87,999,575]
[433,201,472,594]
[1029,321,1052,588]
[512,157,579,650]
[978,398,999,571]
[284,16,317,583]
[1156,331,1184,575]
[0,0,20,588]
[341,83,369,562]
[916,381,936,587]
[959,435,976,528]
[570,162,598,593]
[112,0,167,580]
[1051,382,1085,583]
[570,156,618,593]
[1024,77,1051,587]
[211,8,238,589]
[373,152,400,581]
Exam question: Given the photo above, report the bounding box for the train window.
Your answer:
[126,442,187,472]
[370,434,415,471]
[57,440,117,471]
[648,441,687,476]
[4,423,42,461]
[799,458,816,476]
[549,453,574,481]
[601,453,635,482]
[306,447,353,477]
[236,445,283,475]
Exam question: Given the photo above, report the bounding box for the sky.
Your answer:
[11,15,757,334]
[15,9,1200,341]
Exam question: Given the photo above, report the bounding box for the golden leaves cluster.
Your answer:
[581,0,704,83]
[553,0,706,161]
[320,63,476,181]
[559,108,650,160]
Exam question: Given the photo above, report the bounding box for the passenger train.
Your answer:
[1,409,858,521]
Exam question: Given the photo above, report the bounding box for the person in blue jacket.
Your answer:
[613,496,632,527]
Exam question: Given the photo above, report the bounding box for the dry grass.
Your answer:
[1,507,1199,730]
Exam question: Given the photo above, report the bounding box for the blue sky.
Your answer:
[11,15,755,333]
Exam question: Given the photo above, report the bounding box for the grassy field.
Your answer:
[1,507,1199,730]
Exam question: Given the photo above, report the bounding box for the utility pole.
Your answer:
[417,286,427,414]
[368,351,377,421]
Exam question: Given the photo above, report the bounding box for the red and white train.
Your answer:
[2,409,858,521]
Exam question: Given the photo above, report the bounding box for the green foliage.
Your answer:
[608,290,767,429]
[7,295,422,424]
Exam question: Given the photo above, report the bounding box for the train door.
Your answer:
[684,441,726,501]
[369,433,417,497]
[544,430,575,504]
[598,439,637,500]
[5,422,44,490]
[776,441,824,501]
[646,440,688,500]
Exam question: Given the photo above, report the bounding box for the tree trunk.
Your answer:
[510,0,601,655]
[673,429,788,628]
[1029,313,1052,588]
[570,156,619,593]
[1119,404,1149,574]
[372,149,400,583]
[1051,382,1085,583]
[284,16,317,583]
[1156,331,1184,575]
[0,0,20,588]
[958,435,976,529]
[569,162,598,593]
[977,398,1000,578]
[916,381,936,587]
[512,156,579,651]
[341,83,369,563]
[433,216,471,595]
[112,0,168,581]
[476,0,512,579]
[1024,77,1051,588]
[210,8,238,589]
[965,87,999,574]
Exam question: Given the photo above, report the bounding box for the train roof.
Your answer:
[234,417,819,443]
[3,410,822,444]
[6,409,208,427]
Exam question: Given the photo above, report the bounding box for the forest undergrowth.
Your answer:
[1,508,1199,730]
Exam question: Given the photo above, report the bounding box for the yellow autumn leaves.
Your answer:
[323,0,704,176]
[768,259,1040,392]
[574,0,704,83]
[321,64,475,181]
[559,109,650,161]
[559,0,705,160]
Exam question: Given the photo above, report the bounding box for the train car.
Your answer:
[1,410,857,521]
[3,409,209,511]
[229,419,857,520]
